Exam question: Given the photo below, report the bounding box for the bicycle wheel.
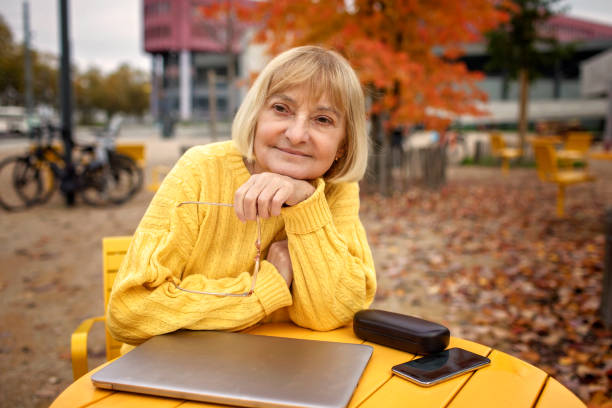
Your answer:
[0,155,38,211]
[14,155,57,205]
[79,161,132,207]
[110,152,143,196]
[79,164,111,207]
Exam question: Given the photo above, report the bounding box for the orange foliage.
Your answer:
[243,0,509,129]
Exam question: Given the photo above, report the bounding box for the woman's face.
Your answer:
[251,86,346,180]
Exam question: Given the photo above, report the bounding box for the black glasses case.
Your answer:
[353,309,450,355]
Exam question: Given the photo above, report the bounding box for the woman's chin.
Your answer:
[270,165,317,181]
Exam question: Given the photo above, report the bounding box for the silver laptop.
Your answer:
[91,330,373,408]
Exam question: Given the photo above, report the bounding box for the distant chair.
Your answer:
[531,140,595,217]
[556,132,593,168]
[146,165,171,192]
[489,132,520,174]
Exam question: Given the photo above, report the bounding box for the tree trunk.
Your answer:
[518,68,529,157]
[378,128,390,196]
[208,69,217,141]
[226,0,236,119]
[227,53,236,119]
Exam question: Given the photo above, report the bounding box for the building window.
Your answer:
[145,1,170,16]
[146,25,171,39]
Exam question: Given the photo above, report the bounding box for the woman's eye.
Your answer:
[272,104,288,114]
[315,116,334,125]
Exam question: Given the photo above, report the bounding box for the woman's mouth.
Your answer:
[276,146,310,157]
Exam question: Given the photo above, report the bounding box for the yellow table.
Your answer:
[50,323,585,408]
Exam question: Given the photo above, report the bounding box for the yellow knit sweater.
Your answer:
[107,141,376,345]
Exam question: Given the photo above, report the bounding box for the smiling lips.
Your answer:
[276,146,311,157]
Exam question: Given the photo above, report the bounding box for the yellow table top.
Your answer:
[50,323,585,408]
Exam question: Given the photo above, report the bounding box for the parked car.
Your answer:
[0,106,29,136]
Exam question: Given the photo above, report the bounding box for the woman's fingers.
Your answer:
[235,173,314,221]
[234,177,255,221]
[256,183,282,219]
[242,182,261,221]
[235,173,288,221]
[269,186,291,217]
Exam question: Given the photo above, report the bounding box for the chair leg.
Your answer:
[556,184,565,217]
[502,158,509,175]
[589,180,598,206]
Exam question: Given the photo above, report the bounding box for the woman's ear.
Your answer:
[335,143,347,161]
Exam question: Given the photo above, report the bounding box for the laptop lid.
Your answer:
[91,330,373,408]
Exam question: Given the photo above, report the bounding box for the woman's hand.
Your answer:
[234,172,315,221]
[266,240,293,288]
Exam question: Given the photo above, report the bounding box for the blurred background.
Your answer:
[0,1,611,407]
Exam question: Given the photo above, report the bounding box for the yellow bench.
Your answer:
[556,131,593,168]
[489,132,520,174]
[531,140,596,217]
[29,141,146,168]
[115,143,146,168]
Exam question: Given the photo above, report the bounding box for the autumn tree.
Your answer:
[486,0,568,156]
[75,65,150,123]
[248,1,507,128]
[0,14,59,108]
[0,13,148,124]
[0,14,16,102]
[75,68,105,124]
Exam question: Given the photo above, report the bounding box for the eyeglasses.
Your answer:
[173,201,261,297]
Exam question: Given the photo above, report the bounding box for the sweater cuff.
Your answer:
[282,178,332,234]
[255,261,293,316]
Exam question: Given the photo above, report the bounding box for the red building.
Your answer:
[541,15,612,43]
[143,0,251,121]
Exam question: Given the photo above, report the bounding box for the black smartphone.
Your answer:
[391,348,490,387]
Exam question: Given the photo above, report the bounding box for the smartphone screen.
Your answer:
[391,348,490,387]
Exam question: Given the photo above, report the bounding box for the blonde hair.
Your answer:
[232,45,368,183]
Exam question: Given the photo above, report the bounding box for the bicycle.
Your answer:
[0,124,142,211]
[442,130,469,165]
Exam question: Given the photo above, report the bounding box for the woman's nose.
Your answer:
[284,116,309,144]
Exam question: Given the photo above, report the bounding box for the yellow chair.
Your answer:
[71,236,131,380]
[531,140,595,217]
[115,143,146,168]
[556,132,593,167]
[489,132,520,174]
[146,165,171,192]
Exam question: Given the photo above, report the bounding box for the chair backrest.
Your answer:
[489,132,505,155]
[564,132,593,152]
[531,141,558,182]
[102,236,132,360]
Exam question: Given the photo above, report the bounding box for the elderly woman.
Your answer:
[107,45,377,347]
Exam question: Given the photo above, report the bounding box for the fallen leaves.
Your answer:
[362,170,611,403]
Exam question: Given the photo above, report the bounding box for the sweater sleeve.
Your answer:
[106,150,292,345]
[281,179,377,331]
